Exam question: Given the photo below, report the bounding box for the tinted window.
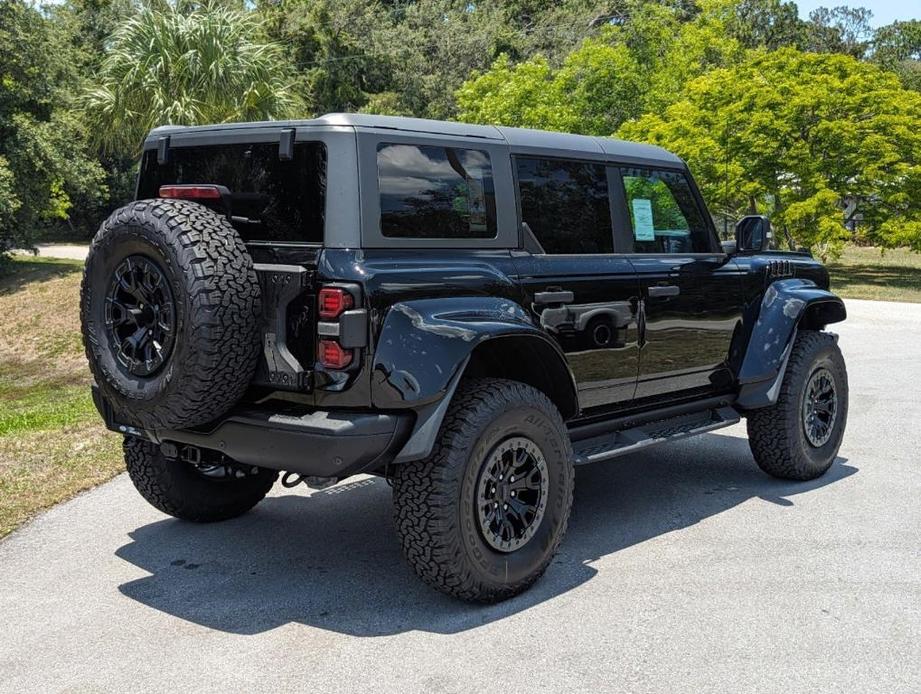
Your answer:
[516,158,613,254]
[621,168,713,254]
[377,143,496,239]
[137,142,327,243]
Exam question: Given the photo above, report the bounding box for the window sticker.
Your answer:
[631,198,655,241]
[465,173,488,232]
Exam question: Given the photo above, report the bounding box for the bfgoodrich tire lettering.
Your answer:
[746,330,849,481]
[81,199,261,430]
[391,378,575,602]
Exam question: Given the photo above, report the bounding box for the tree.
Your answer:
[85,1,299,156]
[457,0,743,133]
[873,20,921,92]
[0,0,106,259]
[722,0,804,51]
[619,48,921,255]
[258,0,387,116]
[803,5,874,59]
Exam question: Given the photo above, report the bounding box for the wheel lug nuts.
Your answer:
[510,476,515,482]
[499,474,503,480]
[503,503,508,510]
[511,491,516,497]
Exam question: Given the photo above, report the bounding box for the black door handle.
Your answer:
[534,290,575,305]
[647,285,680,298]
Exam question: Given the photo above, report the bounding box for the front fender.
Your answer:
[371,296,567,409]
[737,278,846,408]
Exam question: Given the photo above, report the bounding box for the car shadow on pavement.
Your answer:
[115,432,856,637]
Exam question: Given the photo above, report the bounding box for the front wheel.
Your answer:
[747,330,848,481]
[391,379,574,602]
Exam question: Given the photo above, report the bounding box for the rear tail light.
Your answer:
[318,339,353,369]
[318,287,354,319]
[158,185,222,200]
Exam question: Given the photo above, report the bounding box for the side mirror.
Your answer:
[735,215,772,253]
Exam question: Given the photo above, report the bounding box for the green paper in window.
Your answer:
[632,198,655,241]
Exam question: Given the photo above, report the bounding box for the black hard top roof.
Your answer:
[146,112,684,166]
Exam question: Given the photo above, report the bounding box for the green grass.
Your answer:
[0,256,121,539]
[827,246,921,303]
[0,385,96,437]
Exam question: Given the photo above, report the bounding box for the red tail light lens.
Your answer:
[318,339,353,369]
[318,287,353,319]
[158,185,222,200]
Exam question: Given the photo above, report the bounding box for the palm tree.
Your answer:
[85,3,299,155]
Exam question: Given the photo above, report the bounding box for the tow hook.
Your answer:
[281,472,337,490]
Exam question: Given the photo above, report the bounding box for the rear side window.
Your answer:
[515,157,613,254]
[620,168,713,254]
[137,142,327,243]
[377,143,497,239]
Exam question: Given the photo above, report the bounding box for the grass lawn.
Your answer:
[827,246,921,303]
[0,257,121,539]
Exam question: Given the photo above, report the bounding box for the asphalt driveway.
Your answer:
[1,298,918,693]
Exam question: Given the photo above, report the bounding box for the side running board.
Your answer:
[572,406,740,466]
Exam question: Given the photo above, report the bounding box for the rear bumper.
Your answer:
[92,386,413,478]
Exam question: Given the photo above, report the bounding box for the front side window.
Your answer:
[377,143,496,239]
[620,168,713,254]
[137,141,327,243]
[516,157,613,254]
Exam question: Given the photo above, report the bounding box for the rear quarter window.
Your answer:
[376,143,497,239]
[137,141,327,244]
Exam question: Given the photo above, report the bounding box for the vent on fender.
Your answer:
[765,259,794,278]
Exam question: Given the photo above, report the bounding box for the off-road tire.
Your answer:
[747,330,848,481]
[81,198,261,430]
[391,378,574,602]
[124,437,277,522]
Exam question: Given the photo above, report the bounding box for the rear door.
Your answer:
[614,166,745,399]
[512,156,641,409]
[136,137,330,389]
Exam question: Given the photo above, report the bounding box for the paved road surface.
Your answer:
[13,243,90,261]
[1,299,918,693]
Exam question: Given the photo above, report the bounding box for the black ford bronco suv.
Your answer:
[81,114,848,602]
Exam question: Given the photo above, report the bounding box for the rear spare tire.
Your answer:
[81,199,261,430]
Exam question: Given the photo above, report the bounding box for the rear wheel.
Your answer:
[124,437,277,522]
[747,330,848,481]
[391,379,574,602]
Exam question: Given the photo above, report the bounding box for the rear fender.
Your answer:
[737,278,846,409]
[371,297,577,462]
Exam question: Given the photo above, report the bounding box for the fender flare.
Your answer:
[736,278,846,409]
[370,297,578,462]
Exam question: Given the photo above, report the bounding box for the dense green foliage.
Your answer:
[0,0,919,260]
[459,0,921,255]
[621,49,921,254]
[0,0,106,256]
[86,2,298,155]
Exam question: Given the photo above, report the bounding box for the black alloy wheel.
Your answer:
[802,366,838,448]
[105,255,176,377]
[476,436,549,553]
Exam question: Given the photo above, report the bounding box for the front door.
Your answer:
[513,156,641,409]
[616,166,744,399]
